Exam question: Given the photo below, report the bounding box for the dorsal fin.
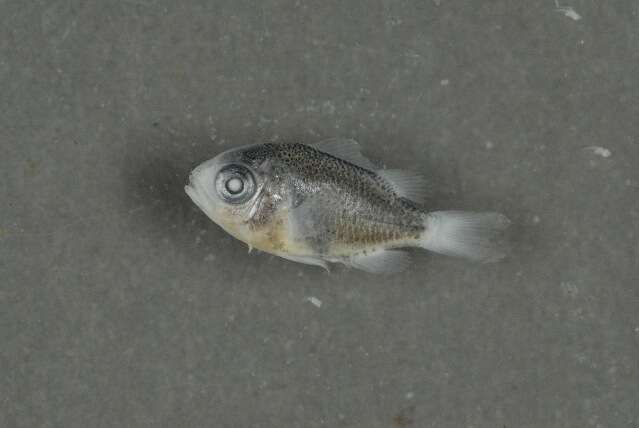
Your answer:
[377,169,430,204]
[311,138,378,170]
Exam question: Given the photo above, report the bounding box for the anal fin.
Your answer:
[346,249,411,274]
[277,253,330,272]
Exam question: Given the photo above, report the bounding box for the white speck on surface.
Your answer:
[574,352,587,364]
[634,326,639,333]
[586,146,612,158]
[258,115,273,126]
[440,79,449,86]
[570,307,586,321]
[484,141,494,150]
[204,253,215,262]
[306,296,322,308]
[405,392,415,399]
[561,281,578,298]
[555,1,582,21]
[322,101,336,115]
[532,215,541,224]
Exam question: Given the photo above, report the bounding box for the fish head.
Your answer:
[184,144,283,244]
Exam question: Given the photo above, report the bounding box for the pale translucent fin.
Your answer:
[378,169,430,204]
[347,249,411,274]
[278,254,330,272]
[421,211,510,262]
[311,138,377,170]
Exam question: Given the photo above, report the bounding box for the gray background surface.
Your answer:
[2,1,638,427]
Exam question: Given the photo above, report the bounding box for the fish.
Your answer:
[185,138,510,273]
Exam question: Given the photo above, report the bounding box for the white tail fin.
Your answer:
[420,211,510,262]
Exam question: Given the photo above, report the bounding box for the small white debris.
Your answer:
[405,392,415,399]
[586,146,612,158]
[532,215,541,224]
[484,141,494,150]
[558,7,581,20]
[204,253,216,262]
[209,127,217,142]
[555,1,582,21]
[561,281,578,298]
[322,101,336,115]
[440,79,449,86]
[634,326,639,333]
[306,296,322,308]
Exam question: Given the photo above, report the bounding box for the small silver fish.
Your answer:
[185,139,510,273]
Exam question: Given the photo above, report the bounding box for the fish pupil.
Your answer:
[225,177,244,194]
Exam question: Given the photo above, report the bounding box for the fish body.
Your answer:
[185,139,509,273]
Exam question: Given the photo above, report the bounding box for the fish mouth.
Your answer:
[184,172,195,196]
[184,177,206,212]
[184,182,196,200]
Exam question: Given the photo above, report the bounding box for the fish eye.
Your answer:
[215,164,256,204]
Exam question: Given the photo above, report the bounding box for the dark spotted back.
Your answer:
[240,143,425,252]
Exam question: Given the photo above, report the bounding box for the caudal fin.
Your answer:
[420,211,511,262]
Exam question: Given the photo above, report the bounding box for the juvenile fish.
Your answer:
[185,139,510,273]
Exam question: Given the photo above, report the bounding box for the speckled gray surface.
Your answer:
[2,1,639,427]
